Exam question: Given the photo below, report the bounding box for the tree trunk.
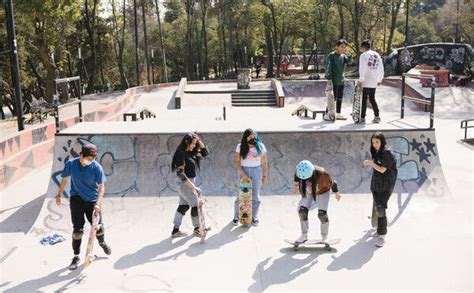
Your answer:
[336,0,345,39]
[154,0,167,82]
[141,0,151,85]
[200,2,209,79]
[84,0,99,93]
[386,0,402,55]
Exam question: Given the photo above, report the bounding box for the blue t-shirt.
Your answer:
[61,157,106,202]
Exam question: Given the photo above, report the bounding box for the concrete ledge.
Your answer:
[174,78,187,109]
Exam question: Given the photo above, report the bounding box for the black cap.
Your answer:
[81,143,97,157]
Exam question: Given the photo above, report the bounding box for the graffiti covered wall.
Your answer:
[47,130,447,198]
[385,43,473,75]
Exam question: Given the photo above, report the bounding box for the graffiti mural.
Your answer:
[47,130,446,197]
[384,43,473,75]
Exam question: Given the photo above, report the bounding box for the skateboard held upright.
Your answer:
[238,178,253,226]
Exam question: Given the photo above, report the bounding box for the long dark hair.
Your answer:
[171,133,201,171]
[240,128,264,159]
[294,171,317,198]
[370,132,387,159]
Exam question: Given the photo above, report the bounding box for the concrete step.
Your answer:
[232,102,278,107]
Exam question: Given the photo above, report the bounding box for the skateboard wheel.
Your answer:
[325,245,332,251]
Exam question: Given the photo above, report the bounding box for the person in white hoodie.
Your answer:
[358,40,384,123]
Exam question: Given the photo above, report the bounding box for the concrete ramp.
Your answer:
[47,129,447,198]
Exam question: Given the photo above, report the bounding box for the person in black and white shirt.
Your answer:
[358,40,384,123]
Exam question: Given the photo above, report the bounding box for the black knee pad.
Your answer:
[376,206,386,218]
[177,204,190,215]
[298,206,309,221]
[191,206,198,217]
[96,225,105,236]
[72,231,83,240]
[318,210,329,223]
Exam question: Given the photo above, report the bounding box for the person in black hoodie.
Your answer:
[170,133,209,238]
[363,132,398,247]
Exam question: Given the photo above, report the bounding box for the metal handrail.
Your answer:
[401,73,436,129]
[460,119,474,140]
[54,76,82,133]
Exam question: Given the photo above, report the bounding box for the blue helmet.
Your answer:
[296,160,315,180]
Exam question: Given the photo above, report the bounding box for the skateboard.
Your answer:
[197,194,210,243]
[238,178,253,226]
[351,82,363,123]
[284,238,341,251]
[77,210,101,280]
[324,80,336,122]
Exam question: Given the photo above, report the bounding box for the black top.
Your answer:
[371,149,398,192]
[174,147,209,179]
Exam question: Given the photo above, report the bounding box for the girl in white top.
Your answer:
[233,128,268,226]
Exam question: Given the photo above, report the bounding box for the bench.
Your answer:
[25,96,54,124]
[123,108,156,121]
[292,104,325,119]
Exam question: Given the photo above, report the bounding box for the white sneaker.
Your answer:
[336,113,347,120]
[295,233,308,244]
[375,237,385,247]
[369,230,378,238]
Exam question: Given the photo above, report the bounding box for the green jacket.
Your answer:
[325,52,353,86]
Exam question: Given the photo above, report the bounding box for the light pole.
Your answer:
[5,0,24,131]
[404,0,409,47]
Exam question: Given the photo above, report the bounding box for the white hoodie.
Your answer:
[358,50,384,88]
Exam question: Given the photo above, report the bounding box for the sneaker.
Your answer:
[336,113,347,120]
[171,228,188,238]
[323,113,332,121]
[193,227,201,237]
[99,242,112,255]
[369,230,378,238]
[232,219,239,226]
[372,117,381,123]
[359,118,366,123]
[252,219,259,227]
[68,256,80,270]
[295,233,308,244]
[375,237,385,247]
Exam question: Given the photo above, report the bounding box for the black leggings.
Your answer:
[372,190,392,235]
[333,84,344,113]
[70,196,105,255]
[361,88,380,118]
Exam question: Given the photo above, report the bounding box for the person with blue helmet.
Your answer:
[233,128,268,226]
[293,160,342,244]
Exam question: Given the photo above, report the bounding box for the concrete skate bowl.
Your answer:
[46,129,447,199]
[281,80,356,100]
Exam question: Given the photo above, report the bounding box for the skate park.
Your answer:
[1,73,472,291]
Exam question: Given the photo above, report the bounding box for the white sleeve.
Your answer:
[358,53,366,82]
[235,143,241,153]
[261,143,267,154]
[377,54,384,83]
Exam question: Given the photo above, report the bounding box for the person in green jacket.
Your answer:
[324,39,353,120]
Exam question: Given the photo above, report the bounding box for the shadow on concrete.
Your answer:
[326,231,378,271]
[248,247,334,291]
[114,235,193,270]
[0,194,45,234]
[157,222,249,260]
[4,257,109,292]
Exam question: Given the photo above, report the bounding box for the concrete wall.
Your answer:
[47,129,447,198]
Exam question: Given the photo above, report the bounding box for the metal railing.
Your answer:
[460,119,474,140]
[401,73,436,128]
[54,76,82,133]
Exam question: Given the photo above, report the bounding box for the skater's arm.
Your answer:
[325,54,333,80]
[261,153,268,184]
[55,177,69,206]
[95,183,105,212]
[234,152,250,181]
[363,160,387,173]
[358,54,366,83]
[377,56,384,85]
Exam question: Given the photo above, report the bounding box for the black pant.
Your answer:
[70,196,105,255]
[361,87,379,118]
[333,84,344,113]
[372,190,392,235]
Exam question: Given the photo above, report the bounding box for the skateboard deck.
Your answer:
[77,210,101,280]
[324,81,336,122]
[285,238,341,251]
[197,195,210,243]
[351,82,363,123]
[238,178,253,226]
